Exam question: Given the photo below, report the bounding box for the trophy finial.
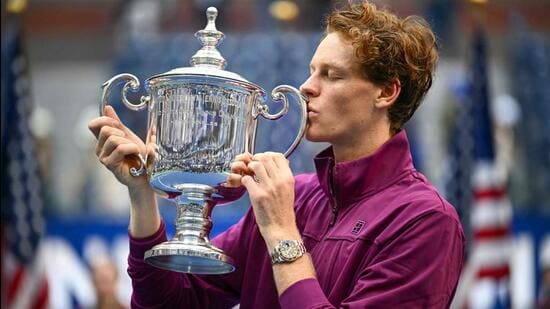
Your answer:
[190,7,227,69]
[205,7,218,30]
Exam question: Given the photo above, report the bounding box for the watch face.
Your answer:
[279,240,299,260]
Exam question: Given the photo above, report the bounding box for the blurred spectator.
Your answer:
[84,236,129,309]
[541,268,550,309]
[90,256,127,309]
[29,105,58,212]
[74,105,131,217]
[540,236,550,308]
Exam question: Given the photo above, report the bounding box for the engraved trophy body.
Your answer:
[100,7,307,274]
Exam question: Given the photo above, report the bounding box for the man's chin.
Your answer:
[304,132,326,143]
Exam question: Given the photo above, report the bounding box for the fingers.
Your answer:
[241,175,260,192]
[88,106,136,140]
[96,126,125,156]
[252,152,290,179]
[225,173,243,188]
[99,141,141,169]
[268,152,293,179]
[94,124,142,172]
[252,153,278,178]
[230,161,250,175]
[247,160,269,183]
[88,116,120,139]
[267,152,289,169]
[88,106,122,137]
[99,134,133,159]
[228,152,253,184]
[234,152,253,164]
[226,151,289,188]
[89,106,145,160]
[227,154,269,187]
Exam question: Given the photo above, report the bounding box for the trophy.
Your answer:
[100,7,307,274]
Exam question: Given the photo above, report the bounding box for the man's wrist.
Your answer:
[128,183,155,201]
[270,239,307,265]
[127,180,153,192]
[261,226,302,252]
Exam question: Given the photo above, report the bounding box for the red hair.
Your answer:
[327,1,438,134]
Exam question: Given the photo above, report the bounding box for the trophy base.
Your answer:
[144,241,235,275]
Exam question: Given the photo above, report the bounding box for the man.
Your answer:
[89,1,464,308]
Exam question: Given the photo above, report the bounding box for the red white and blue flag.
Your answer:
[449,26,512,309]
[467,27,512,308]
[1,4,49,308]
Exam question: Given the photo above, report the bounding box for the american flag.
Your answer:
[1,4,49,308]
[450,27,512,309]
[467,27,512,285]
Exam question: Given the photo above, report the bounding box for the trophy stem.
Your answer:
[144,186,235,274]
[173,197,214,245]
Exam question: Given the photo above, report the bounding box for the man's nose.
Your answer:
[299,76,319,98]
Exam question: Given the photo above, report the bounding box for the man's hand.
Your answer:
[228,152,316,294]
[88,105,149,191]
[228,152,301,246]
[89,105,159,237]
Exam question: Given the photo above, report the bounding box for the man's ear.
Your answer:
[374,78,401,109]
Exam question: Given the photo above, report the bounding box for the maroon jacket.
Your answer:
[128,130,465,308]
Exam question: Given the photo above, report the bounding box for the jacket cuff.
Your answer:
[279,278,332,309]
[128,220,168,260]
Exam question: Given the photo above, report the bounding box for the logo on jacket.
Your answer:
[351,220,366,234]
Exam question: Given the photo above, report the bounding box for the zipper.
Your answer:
[328,166,339,227]
[329,204,338,226]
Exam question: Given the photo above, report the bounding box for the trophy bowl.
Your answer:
[99,7,307,274]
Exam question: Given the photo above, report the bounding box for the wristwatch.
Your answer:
[270,239,306,265]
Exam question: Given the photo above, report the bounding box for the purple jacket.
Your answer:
[128,130,465,308]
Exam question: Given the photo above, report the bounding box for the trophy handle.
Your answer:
[257,85,308,157]
[100,73,150,177]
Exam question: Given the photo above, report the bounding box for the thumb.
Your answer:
[103,105,122,122]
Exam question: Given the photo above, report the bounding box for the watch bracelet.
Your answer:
[270,239,306,265]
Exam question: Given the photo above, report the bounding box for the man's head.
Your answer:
[326,1,438,134]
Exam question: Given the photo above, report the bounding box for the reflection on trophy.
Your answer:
[100,7,307,274]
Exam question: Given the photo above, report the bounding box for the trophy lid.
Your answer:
[147,7,251,84]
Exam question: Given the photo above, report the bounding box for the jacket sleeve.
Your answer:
[127,209,256,308]
[279,211,465,308]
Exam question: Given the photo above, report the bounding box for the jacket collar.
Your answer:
[313,130,414,205]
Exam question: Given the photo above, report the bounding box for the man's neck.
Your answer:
[332,129,392,163]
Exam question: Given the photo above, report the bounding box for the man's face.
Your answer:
[300,32,386,147]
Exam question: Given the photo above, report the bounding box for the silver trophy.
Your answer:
[100,7,307,274]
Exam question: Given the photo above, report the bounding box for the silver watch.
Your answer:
[270,239,306,265]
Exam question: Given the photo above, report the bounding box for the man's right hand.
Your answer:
[88,105,149,191]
